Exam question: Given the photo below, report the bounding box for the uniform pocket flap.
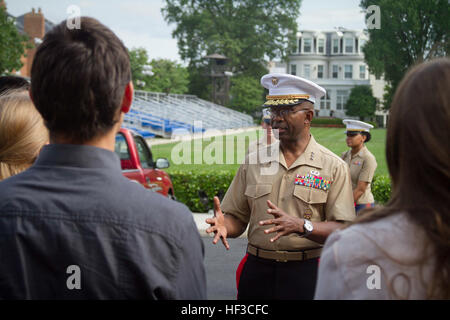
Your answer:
[293,186,328,204]
[293,186,310,202]
[309,189,328,204]
[245,184,272,198]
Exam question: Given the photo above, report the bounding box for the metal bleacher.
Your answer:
[123,90,254,138]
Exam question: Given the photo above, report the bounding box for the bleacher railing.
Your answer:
[126,90,254,138]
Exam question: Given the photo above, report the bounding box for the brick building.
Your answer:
[1,0,54,77]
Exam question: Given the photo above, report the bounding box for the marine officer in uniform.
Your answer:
[206,74,355,300]
[341,119,377,214]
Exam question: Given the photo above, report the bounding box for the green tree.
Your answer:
[360,0,449,109]
[147,59,189,94]
[229,75,264,115]
[0,6,29,75]
[345,85,377,121]
[128,48,189,94]
[128,47,152,89]
[162,0,302,101]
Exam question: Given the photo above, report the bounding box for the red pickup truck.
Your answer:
[114,128,175,199]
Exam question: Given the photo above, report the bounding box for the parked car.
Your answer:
[115,128,175,199]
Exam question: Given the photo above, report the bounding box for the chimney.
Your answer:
[0,0,6,10]
[24,7,45,39]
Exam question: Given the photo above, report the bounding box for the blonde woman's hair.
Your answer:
[0,90,48,180]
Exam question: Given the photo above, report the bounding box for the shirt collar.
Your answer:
[34,144,121,171]
[353,145,367,159]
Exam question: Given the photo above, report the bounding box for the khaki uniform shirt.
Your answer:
[341,146,377,204]
[246,134,276,155]
[221,135,355,251]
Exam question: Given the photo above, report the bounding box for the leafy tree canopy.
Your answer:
[0,7,30,75]
[345,85,377,121]
[129,48,189,94]
[360,0,449,109]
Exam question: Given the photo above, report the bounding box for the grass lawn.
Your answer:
[151,127,388,176]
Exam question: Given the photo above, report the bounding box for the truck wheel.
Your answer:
[168,191,176,201]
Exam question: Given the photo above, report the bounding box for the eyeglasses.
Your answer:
[346,132,360,137]
[270,108,310,118]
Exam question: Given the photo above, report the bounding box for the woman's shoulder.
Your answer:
[320,212,432,299]
[327,212,421,255]
[362,146,377,162]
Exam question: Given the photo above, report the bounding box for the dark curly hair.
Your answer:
[30,17,131,143]
[361,131,371,143]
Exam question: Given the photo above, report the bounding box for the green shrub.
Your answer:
[372,174,392,204]
[366,120,378,129]
[171,170,235,212]
[171,171,393,212]
[311,118,344,126]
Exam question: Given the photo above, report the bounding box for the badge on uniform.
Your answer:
[353,161,362,166]
[294,173,331,191]
[303,208,313,220]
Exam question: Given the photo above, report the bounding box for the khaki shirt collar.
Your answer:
[353,145,367,159]
[261,135,323,170]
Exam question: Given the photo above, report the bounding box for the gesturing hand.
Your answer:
[205,196,230,250]
[259,200,304,243]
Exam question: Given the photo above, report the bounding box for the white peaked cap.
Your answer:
[343,119,374,132]
[261,73,326,106]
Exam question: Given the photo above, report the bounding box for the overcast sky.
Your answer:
[6,0,366,63]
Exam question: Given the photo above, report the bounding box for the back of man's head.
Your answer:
[0,76,30,96]
[30,17,131,143]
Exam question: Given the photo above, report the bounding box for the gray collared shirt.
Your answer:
[0,144,206,299]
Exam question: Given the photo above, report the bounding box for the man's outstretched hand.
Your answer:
[205,196,230,250]
[259,200,304,242]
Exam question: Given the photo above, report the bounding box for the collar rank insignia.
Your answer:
[295,173,331,191]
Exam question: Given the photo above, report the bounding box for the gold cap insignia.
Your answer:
[271,77,279,86]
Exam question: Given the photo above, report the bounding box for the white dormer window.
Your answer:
[303,38,312,53]
[318,38,325,54]
[345,38,354,53]
[332,39,339,54]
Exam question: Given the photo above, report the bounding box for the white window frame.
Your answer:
[303,38,312,53]
[336,90,349,110]
[359,65,366,79]
[332,38,339,54]
[317,38,325,54]
[317,65,324,79]
[344,38,354,53]
[303,64,311,78]
[290,64,297,76]
[344,65,353,79]
[332,65,339,79]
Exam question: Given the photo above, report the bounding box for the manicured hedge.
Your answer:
[171,171,392,212]
[171,170,235,213]
[311,118,378,129]
[311,118,344,126]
